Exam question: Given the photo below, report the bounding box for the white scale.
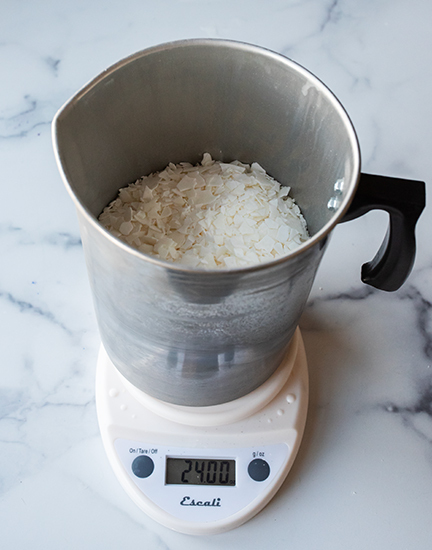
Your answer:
[95,328,308,536]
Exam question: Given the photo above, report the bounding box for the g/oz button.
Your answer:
[248,458,270,482]
[132,455,155,478]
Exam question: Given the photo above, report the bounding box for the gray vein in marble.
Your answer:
[1,225,82,249]
[384,379,432,418]
[382,379,432,446]
[0,289,74,336]
[320,0,342,32]
[307,285,377,308]
[0,389,25,420]
[1,393,95,425]
[0,95,54,139]
[44,232,82,249]
[379,284,432,445]
[44,56,61,76]
[312,281,432,447]
[399,285,432,360]
[286,0,345,37]
[308,281,432,359]
[0,398,96,495]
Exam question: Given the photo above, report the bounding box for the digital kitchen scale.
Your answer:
[95,328,308,535]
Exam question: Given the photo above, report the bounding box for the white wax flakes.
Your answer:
[98,153,309,268]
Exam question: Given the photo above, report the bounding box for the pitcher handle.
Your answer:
[341,173,425,291]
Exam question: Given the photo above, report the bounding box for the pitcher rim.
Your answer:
[52,38,361,275]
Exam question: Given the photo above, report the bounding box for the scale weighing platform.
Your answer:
[95,328,308,535]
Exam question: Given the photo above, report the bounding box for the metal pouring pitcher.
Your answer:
[52,39,425,406]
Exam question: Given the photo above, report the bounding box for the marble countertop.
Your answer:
[1,0,431,548]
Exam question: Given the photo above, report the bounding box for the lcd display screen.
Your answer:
[166,458,236,486]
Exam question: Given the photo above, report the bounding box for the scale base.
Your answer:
[95,329,309,535]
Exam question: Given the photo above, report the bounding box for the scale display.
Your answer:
[166,457,236,486]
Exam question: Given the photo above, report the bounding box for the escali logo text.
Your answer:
[180,496,221,507]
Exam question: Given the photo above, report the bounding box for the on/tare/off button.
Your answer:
[248,459,270,482]
[132,455,155,478]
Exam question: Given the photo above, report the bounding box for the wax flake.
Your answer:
[99,154,309,268]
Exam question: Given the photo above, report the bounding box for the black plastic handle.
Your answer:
[341,173,425,292]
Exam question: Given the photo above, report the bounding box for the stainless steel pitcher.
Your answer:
[52,39,425,406]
